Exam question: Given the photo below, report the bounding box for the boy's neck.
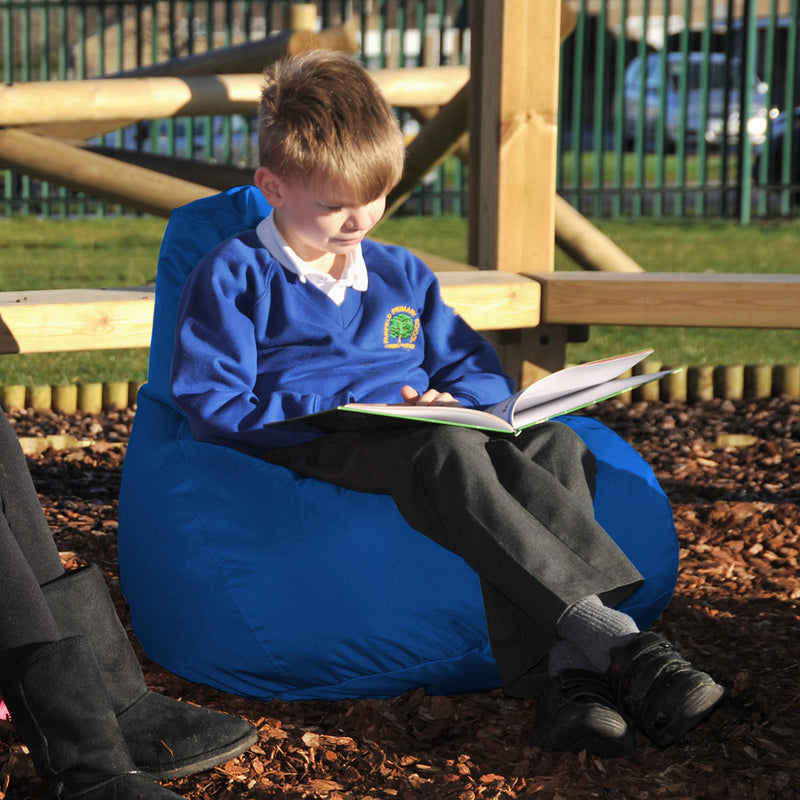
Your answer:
[307,252,346,279]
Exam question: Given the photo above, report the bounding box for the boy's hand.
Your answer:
[400,385,462,407]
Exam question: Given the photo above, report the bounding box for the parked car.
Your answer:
[754,107,800,185]
[622,52,774,150]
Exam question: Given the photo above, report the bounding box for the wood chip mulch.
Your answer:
[1,397,799,800]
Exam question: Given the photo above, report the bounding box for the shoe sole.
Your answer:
[531,706,637,759]
[647,681,726,747]
[144,726,260,780]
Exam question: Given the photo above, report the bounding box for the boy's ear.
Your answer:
[254,167,284,207]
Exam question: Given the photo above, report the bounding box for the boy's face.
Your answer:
[255,168,386,266]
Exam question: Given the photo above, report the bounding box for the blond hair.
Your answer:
[258,50,406,203]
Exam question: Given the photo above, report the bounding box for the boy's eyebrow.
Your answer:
[319,193,359,208]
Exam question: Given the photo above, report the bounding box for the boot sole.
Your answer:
[144,726,260,780]
[533,731,636,760]
[646,681,726,747]
[530,704,637,759]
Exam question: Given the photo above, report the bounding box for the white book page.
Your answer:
[512,369,672,428]
[341,402,516,431]
[485,349,653,424]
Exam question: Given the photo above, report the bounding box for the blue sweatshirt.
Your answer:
[171,231,515,454]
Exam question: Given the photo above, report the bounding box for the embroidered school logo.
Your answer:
[384,306,420,349]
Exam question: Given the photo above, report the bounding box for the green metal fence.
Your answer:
[0,0,469,217]
[1,1,798,221]
[558,0,800,222]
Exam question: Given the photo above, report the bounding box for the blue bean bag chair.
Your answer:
[118,185,678,701]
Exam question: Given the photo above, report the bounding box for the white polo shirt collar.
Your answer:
[256,213,368,306]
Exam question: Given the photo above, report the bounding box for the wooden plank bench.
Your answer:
[2,272,800,387]
[0,271,542,355]
[514,272,800,382]
[0,287,158,354]
[532,272,800,330]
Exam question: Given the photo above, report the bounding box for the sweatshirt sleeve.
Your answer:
[406,253,516,406]
[170,241,351,453]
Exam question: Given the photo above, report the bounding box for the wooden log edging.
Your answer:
[0,381,145,414]
[1,363,799,414]
[630,362,800,403]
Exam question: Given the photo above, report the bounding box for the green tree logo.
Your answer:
[383,306,419,349]
[388,312,415,341]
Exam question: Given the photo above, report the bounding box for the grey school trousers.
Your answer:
[264,420,643,698]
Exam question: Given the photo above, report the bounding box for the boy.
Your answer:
[170,50,724,759]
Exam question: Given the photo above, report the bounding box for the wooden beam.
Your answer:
[1,75,261,127]
[438,271,541,330]
[533,272,800,329]
[385,83,470,218]
[554,195,643,273]
[468,0,560,273]
[0,67,469,129]
[107,23,357,78]
[80,147,253,192]
[0,129,215,216]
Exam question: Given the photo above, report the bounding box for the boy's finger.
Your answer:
[400,385,420,403]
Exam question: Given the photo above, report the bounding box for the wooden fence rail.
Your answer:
[3,270,800,413]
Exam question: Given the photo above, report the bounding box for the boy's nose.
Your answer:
[344,209,371,231]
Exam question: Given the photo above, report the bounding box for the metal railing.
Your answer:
[558,0,800,221]
[1,0,798,221]
[0,0,470,217]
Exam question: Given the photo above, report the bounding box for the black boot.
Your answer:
[42,565,257,780]
[0,636,185,799]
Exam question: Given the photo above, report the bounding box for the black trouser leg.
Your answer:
[0,410,64,654]
[265,421,643,696]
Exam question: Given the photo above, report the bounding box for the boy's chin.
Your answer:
[331,237,364,250]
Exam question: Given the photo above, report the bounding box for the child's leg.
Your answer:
[265,421,643,688]
[266,421,724,753]
[0,409,258,777]
[0,524,61,654]
[0,411,64,654]
[0,410,65,584]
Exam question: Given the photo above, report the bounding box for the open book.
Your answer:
[268,349,674,435]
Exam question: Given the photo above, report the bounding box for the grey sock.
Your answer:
[557,595,640,673]
[547,640,598,677]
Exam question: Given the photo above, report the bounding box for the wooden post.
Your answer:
[468,0,560,273]
[78,384,104,415]
[402,99,643,273]
[52,384,79,414]
[774,364,800,397]
[468,0,562,385]
[688,365,715,401]
[287,3,318,32]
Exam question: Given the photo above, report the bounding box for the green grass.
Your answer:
[557,151,734,187]
[1,213,799,387]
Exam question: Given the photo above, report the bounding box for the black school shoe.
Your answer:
[529,669,637,758]
[607,631,726,747]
